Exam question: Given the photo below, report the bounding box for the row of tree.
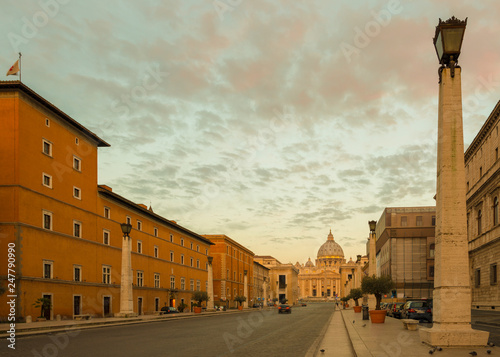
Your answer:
[341,275,394,310]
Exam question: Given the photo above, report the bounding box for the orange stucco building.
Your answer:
[0,81,212,320]
[202,235,254,308]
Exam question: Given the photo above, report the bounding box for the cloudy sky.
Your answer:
[2,0,500,264]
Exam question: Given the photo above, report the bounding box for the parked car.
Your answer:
[161,306,180,314]
[278,304,292,314]
[387,302,404,318]
[401,301,432,322]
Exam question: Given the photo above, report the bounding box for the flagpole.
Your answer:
[18,52,22,82]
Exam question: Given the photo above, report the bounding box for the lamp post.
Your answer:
[243,269,248,308]
[367,220,377,310]
[117,223,136,317]
[207,256,215,311]
[419,17,488,347]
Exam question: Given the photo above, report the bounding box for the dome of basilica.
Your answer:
[317,230,344,259]
[305,257,314,267]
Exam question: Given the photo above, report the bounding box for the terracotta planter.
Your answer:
[193,307,202,313]
[369,310,387,323]
[353,305,362,313]
[238,306,243,310]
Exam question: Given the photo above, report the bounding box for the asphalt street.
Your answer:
[4,304,335,357]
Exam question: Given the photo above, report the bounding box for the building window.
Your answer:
[73,221,82,238]
[190,279,194,291]
[43,261,53,279]
[75,137,79,145]
[42,139,52,156]
[104,207,110,219]
[45,118,50,127]
[74,265,82,282]
[73,156,81,171]
[401,216,407,227]
[126,216,131,225]
[181,238,184,246]
[154,273,160,288]
[196,280,201,291]
[196,245,199,252]
[181,255,185,265]
[478,210,482,235]
[137,220,142,231]
[102,265,111,284]
[137,241,142,254]
[103,230,110,245]
[190,257,194,267]
[170,251,174,262]
[170,276,175,289]
[416,216,423,226]
[43,211,52,230]
[227,269,229,279]
[432,216,436,226]
[494,198,499,226]
[181,278,185,290]
[137,271,144,287]
[42,173,52,188]
[170,234,173,242]
[197,260,200,269]
[73,187,81,199]
[154,227,158,237]
[190,242,193,250]
[429,265,434,278]
[154,246,159,258]
[475,269,481,287]
[205,248,208,255]
[491,264,498,285]
[429,243,435,258]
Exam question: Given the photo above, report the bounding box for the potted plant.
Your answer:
[340,296,349,309]
[192,291,209,313]
[33,297,51,321]
[178,302,188,313]
[349,288,364,313]
[234,295,246,310]
[361,275,395,323]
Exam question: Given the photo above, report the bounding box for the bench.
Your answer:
[401,319,419,330]
[73,314,91,320]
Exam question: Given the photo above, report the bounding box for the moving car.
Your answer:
[401,301,432,322]
[387,302,404,318]
[161,307,180,314]
[278,304,292,314]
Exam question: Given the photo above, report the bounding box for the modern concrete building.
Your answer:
[296,230,365,301]
[0,81,212,320]
[202,234,254,309]
[254,256,299,305]
[465,101,500,310]
[375,207,436,300]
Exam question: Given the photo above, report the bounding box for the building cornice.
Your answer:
[465,100,500,163]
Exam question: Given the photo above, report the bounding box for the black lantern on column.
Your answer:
[433,16,467,78]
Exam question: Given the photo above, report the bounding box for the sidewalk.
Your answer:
[336,307,495,357]
[0,309,245,339]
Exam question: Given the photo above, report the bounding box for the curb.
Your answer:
[340,309,373,357]
[473,321,500,328]
[0,308,260,339]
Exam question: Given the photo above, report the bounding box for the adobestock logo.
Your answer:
[341,0,403,63]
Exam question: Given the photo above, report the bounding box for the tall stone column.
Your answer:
[117,231,136,317]
[367,227,377,310]
[243,270,248,308]
[263,277,267,305]
[420,67,488,346]
[207,256,215,311]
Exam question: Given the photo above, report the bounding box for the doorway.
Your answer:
[103,296,111,317]
[42,294,52,320]
[73,295,81,316]
[138,297,143,315]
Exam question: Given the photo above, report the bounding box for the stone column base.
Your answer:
[420,327,489,347]
[115,312,138,318]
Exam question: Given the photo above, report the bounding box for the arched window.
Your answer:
[478,210,482,235]
[494,197,499,226]
[429,243,435,258]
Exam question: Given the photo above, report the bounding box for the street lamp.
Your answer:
[433,16,467,78]
[368,220,376,233]
[419,17,489,347]
[120,223,132,236]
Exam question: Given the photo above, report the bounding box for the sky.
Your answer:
[2,0,500,265]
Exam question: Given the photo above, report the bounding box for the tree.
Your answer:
[234,295,246,307]
[33,297,52,318]
[361,275,395,310]
[348,288,364,306]
[191,291,209,307]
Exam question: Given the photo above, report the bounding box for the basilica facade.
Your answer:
[296,230,366,300]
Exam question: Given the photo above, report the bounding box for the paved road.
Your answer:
[5,303,335,357]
